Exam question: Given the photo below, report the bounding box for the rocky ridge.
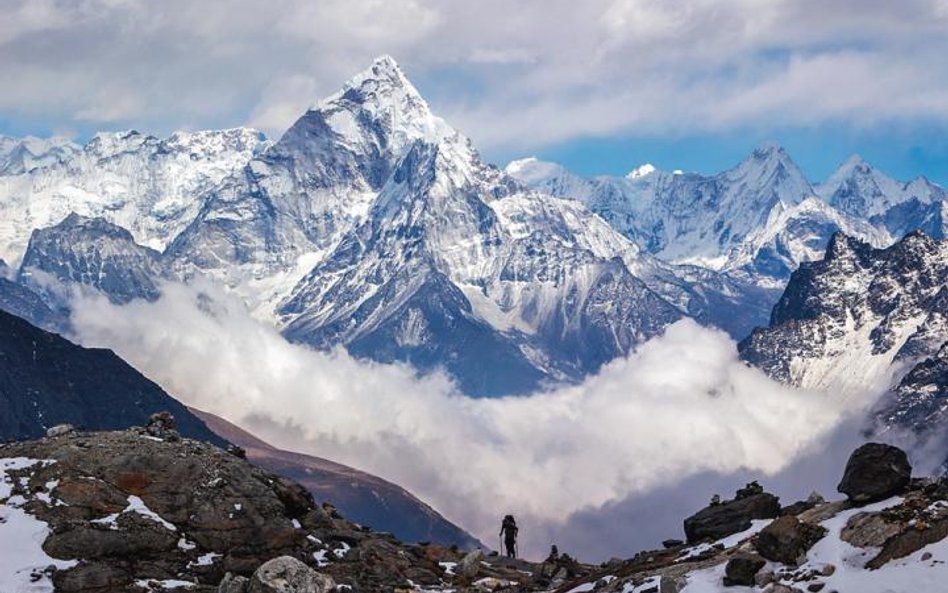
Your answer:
[739,231,948,446]
[3,430,948,593]
[508,148,946,292]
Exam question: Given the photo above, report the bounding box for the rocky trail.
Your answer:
[2,417,948,593]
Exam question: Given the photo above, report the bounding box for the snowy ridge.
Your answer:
[817,154,946,219]
[508,146,947,287]
[0,127,268,266]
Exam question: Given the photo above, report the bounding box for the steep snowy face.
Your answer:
[509,143,817,270]
[19,213,170,306]
[739,231,948,401]
[818,155,946,218]
[0,128,268,266]
[818,156,948,243]
[277,132,681,395]
[722,197,891,287]
[0,135,80,176]
[169,56,459,305]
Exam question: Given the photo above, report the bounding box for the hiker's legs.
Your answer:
[505,539,516,558]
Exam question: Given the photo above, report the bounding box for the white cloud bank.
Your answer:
[2,0,948,148]
[70,282,872,558]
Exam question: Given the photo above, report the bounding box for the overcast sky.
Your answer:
[2,0,948,181]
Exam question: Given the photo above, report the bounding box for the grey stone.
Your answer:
[248,556,335,593]
[219,572,250,593]
[46,424,75,438]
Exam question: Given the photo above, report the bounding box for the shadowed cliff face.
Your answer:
[0,308,223,445]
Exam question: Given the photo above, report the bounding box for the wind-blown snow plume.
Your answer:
[70,282,872,558]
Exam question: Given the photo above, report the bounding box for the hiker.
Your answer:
[500,514,519,559]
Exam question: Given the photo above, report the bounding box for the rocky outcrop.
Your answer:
[0,428,593,593]
[837,442,912,504]
[724,553,766,587]
[683,485,781,543]
[756,516,827,565]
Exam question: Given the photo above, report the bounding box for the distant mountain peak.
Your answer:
[313,54,425,114]
[751,141,788,158]
[273,55,454,170]
[842,153,868,167]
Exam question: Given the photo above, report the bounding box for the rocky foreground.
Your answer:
[2,422,948,593]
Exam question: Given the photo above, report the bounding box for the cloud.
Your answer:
[68,281,878,559]
[1,1,947,148]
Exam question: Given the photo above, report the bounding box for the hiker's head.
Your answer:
[504,514,515,523]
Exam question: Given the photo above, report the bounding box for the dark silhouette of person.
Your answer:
[500,514,519,559]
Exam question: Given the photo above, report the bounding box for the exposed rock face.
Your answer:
[739,231,948,398]
[837,443,912,504]
[724,553,766,587]
[756,516,827,565]
[873,342,948,454]
[19,213,171,308]
[683,491,781,543]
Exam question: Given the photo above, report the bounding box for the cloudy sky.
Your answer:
[2,0,948,181]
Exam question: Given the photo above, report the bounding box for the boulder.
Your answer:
[46,424,76,438]
[683,492,781,543]
[219,573,250,593]
[723,553,766,586]
[248,556,335,593]
[756,516,827,565]
[145,411,180,441]
[458,549,483,579]
[837,443,911,504]
[840,511,902,548]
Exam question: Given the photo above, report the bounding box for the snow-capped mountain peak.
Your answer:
[724,142,813,207]
[815,154,948,235]
[302,55,454,158]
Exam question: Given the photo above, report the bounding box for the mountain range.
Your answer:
[0,55,945,403]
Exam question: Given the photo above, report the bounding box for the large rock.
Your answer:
[724,553,766,586]
[248,556,335,593]
[837,443,912,504]
[756,516,827,565]
[683,492,782,543]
